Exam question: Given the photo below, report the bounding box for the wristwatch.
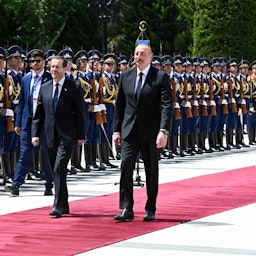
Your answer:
[159,129,169,135]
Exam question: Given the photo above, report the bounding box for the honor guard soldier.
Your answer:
[73,50,92,172]
[128,56,136,69]
[84,49,102,171]
[116,55,128,84]
[183,57,196,155]
[225,58,240,149]
[190,57,202,154]
[20,50,28,75]
[4,45,23,182]
[44,49,58,71]
[209,58,223,151]
[198,58,211,152]
[151,56,162,70]
[59,48,85,173]
[248,60,256,144]
[217,57,229,150]
[161,55,173,76]
[169,56,183,157]
[85,49,103,171]
[237,60,250,147]
[0,47,15,184]
[99,53,118,169]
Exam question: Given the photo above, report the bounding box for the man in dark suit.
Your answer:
[5,49,53,196]
[31,56,85,218]
[113,44,172,222]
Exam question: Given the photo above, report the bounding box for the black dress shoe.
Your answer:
[87,163,99,171]
[49,207,63,218]
[67,167,77,175]
[4,176,13,184]
[5,185,19,196]
[180,151,189,157]
[143,211,155,221]
[74,165,89,172]
[102,161,118,169]
[114,208,134,221]
[27,172,41,180]
[240,142,250,148]
[44,188,53,196]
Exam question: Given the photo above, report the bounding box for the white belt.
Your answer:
[12,100,19,104]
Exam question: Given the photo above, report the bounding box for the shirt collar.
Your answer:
[53,76,65,86]
[32,69,44,79]
[137,64,150,77]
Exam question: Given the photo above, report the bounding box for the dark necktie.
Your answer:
[136,72,143,100]
[53,83,59,110]
[30,75,38,116]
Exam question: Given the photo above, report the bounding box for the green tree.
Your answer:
[193,0,256,61]
[114,0,178,57]
[0,0,96,52]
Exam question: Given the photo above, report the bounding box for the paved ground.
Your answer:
[1,138,256,256]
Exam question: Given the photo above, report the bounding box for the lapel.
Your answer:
[25,73,33,98]
[129,68,137,104]
[56,79,69,111]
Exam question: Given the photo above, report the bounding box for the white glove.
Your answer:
[174,102,180,109]
[193,100,199,106]
[5,109,14,116]
[210,100,216,106]
[93,105,101,112]
[222,99,228,105]
[185,101,191,108]
[99,104,106,111]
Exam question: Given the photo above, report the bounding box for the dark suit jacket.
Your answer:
[15,71,52,130]
[114,66,172,141]
[32,77,85,148]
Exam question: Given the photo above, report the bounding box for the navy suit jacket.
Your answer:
[114,66,173,141]
[15,71,52,130]
[31,77,85,148]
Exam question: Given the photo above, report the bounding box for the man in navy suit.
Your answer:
[31,56,85,218]
[113,44,172,222]
[5,49,53,196]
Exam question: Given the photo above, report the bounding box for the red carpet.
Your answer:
[1,166,256,255]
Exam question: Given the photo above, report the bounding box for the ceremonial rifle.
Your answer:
[220,74,229,114]
[98,77,107,124]
[192,74,199,117]
[171,76,181,120]
[239,76,247,114]
[209,75,217,116]
[91,71,103,125]
[4,50,14,132]
[200,75,208,117]
[183,75,193,118]
[228,75,237,113]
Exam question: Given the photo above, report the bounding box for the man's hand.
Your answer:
[76,139,84,147]
[113,133,121,148]
[15,127,21,136]
[156,132,168,149]
[32,137,40,147]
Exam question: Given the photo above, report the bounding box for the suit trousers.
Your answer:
[119,125,159,212]
[47,134,73,208]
